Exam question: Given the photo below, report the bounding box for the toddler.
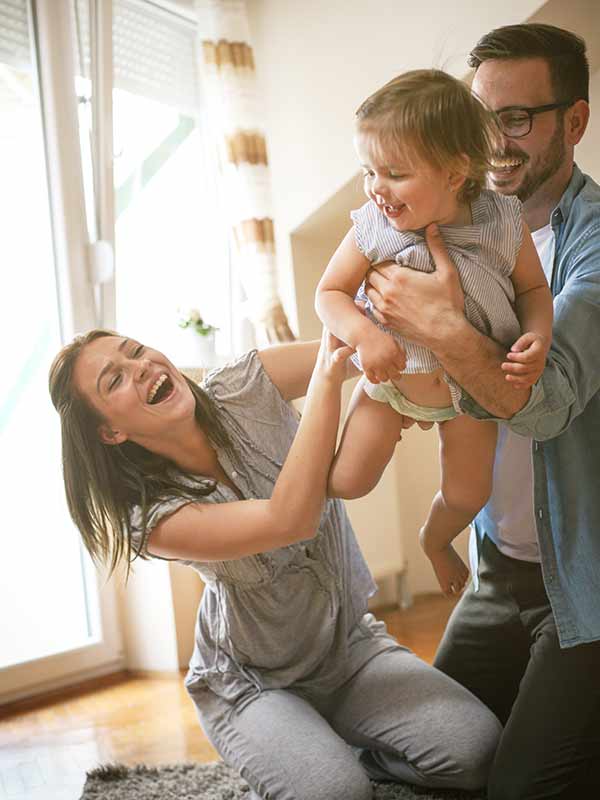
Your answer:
[316,69,553,596]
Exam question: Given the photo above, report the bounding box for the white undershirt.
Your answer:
[482,223,555,562]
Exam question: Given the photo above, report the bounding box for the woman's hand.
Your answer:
[314,327,356,384]
[364,224,465,348]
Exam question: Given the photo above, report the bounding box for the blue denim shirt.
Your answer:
[462,164,600,648]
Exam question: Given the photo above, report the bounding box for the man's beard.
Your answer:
[494,115,566,204]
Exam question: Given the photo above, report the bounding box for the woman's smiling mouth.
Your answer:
[147,374,175,404]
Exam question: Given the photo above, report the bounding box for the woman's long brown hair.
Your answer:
[49,330,230,576]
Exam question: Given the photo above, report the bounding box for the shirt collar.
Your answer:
[550,163,585,229]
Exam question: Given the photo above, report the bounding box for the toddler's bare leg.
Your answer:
[420,416,497,595]
[328,379,405,499]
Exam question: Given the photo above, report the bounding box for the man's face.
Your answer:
[472,58,567,203]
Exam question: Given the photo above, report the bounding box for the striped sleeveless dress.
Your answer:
[353,189,523,410]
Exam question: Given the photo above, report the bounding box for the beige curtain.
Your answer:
[196,0,294,345]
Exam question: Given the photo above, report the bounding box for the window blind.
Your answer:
[75,0,199,113]
[0,0,30,71]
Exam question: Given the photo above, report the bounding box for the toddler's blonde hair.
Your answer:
[356,69,501,203]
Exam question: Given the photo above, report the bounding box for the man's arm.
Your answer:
[366,223,600,439]
[365,224,531,418]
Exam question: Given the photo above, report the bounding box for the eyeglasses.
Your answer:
[496,101,574,139]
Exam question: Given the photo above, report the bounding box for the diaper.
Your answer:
[363,380,457,423]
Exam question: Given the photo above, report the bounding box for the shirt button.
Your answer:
[231,470,238,478]
[534,441,539,452]
[538,508,543,519]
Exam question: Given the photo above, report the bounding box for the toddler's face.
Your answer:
[355,132,465,231]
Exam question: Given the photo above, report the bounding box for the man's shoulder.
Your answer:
[561,167,600,258]
[577,172,600,216]
[564,166,600,223]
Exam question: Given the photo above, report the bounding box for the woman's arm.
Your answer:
[258,339,359,402]
[258,340,320,401]
[259,340,360,402]
[146,332,354,562]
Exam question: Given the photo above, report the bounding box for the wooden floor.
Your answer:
[0,594,457,800]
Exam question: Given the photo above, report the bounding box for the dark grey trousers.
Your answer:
[435,535,600,800]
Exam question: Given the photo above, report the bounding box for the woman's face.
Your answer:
[73,335,196,446]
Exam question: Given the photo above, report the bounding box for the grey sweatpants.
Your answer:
[189,645,501,800]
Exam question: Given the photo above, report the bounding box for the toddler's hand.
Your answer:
[422,539,470,597]
[356,327,405,384]
[502,332,550,389]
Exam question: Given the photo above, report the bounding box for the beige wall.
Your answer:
[576,68,600,176]
[247,1,600,598]
[117,559,179,671]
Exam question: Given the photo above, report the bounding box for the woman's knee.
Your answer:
[330,774,372,800]
[379,706,501,792]
[464,728,502,790]
[294,765,372,800]
[242,760,372,800]
[443,708,502,791]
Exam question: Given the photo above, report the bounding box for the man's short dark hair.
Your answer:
[468,23,589,104]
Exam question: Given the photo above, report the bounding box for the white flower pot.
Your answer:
[179,329,216,367]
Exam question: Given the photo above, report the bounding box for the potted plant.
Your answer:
[177,308,218,366]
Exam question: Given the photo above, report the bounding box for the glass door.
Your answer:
[0,0,122,704]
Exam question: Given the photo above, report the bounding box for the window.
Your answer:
[76,0,232,363]
[0,0,121,701]
[1,0,234,703]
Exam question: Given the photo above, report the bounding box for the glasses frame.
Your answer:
[496,101,574,139]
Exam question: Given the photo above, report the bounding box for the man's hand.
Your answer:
[364,224,465,347]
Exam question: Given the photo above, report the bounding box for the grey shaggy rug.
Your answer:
[80,762,486,799]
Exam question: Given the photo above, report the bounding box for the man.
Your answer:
[366,24,600,800]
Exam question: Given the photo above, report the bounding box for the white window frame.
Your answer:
[2,0,232,703]
[89,0,116,327]
[0,0,123,705]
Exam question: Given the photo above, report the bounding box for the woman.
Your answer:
[49,329,500,800]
